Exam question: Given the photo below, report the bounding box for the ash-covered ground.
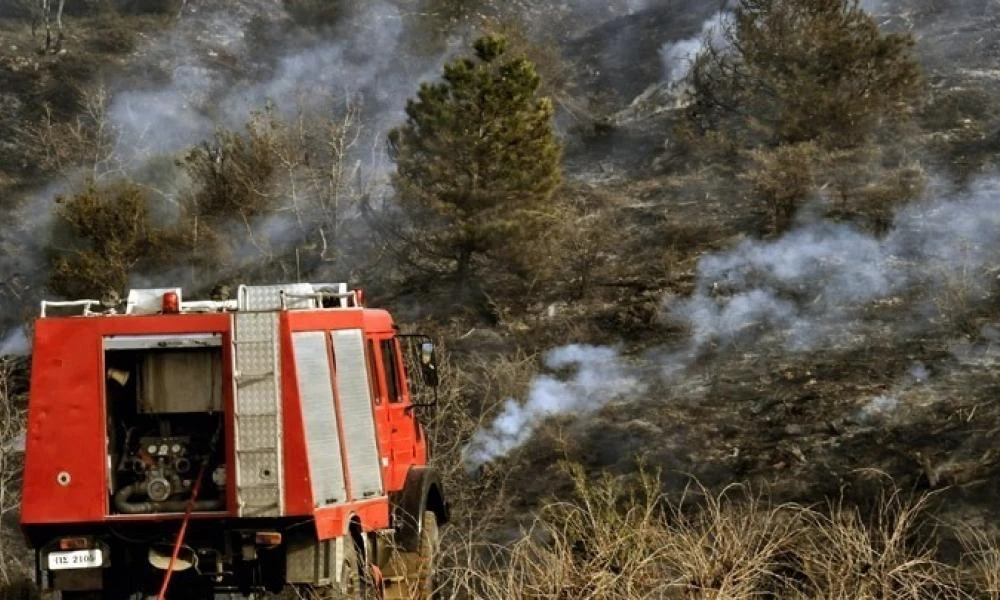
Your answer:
[1,0,1000,593]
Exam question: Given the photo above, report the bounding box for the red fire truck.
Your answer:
[20,283,448,599]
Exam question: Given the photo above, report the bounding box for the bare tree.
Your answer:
[271,99,368,263]
[177,100,376,284]
[35,0,66,53]
[14,84,125,182]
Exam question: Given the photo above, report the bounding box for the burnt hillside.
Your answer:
[2,0,1000,597]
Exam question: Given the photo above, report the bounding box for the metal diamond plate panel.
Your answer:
[237,449,282,487]
[238,486,282,516]
[293,332,347,507]
[237,414,278,443]
[331,329,384,499]
[237,283,315,311]
[233,311,284,516]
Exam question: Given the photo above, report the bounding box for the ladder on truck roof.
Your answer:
[231,285,306,516]
[228,283,355,516]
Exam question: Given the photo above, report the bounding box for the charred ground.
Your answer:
[2,0,1000,597]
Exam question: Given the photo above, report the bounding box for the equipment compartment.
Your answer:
[104,343,227,515]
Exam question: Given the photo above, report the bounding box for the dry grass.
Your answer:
[795,482,961,599]
[0,359,31,595]
[433,465,993,600]
[417,311,1000,600]
[956,524,1000,599]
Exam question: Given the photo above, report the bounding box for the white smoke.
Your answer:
[0,328,29,357]
[0,0,454,329]
[625,0,650,14]
[466,175,1000,466]
[859,0,885,14]
[657,0,888,86]
[671,177,1000,354]
[463,345,645,471]
[0,179,66,329]
[659,11,729,85]
[854,361,928,424]
[110,1,413,169]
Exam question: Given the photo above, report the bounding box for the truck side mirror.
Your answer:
[419,342,439,388]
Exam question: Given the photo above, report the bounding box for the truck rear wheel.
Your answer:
[339,535,362,596]
[382,511,439,600]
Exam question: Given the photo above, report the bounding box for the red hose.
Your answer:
[156,461,209,600]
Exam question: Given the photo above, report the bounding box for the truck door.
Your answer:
[366,336,421,490]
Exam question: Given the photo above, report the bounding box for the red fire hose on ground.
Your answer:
[155,459,209,600]
[156,426,219,600]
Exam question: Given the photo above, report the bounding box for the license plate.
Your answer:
[47,549,103,571]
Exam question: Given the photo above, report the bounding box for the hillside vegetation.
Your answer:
[2,0,1000,597]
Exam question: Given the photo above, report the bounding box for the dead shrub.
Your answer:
[794,484,963,599]
[956,524,1000,598]
[0,359,31,592]
[48,179,166,298]
[14,84,120,178]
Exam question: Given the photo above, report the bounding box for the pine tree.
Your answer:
[679,0,922,233]
[389,34,562,296]
[687,0,920,150]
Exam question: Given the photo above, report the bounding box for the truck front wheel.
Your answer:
[382,510,439,600]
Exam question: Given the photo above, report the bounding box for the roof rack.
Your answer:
[38,283,361,317]
[280,283,360,310]
[39,299,103,318]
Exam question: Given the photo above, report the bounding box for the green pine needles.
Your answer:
[390,34,562,294]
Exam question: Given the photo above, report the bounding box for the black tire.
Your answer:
[382,510,439,600]
[339,536,363,596]
[417,511,439,598]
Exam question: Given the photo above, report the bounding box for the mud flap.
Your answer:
[285,531,339,585]
[51,568,104,592]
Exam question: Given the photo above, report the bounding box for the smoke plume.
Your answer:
[109,1,421,171]
[0,0,456,346]
[463,345,645,471]
[659,11,729,85]
[465,174,1000,466]
[0,330,28,357]
[672,177,1000,354]
[656,0,896,87]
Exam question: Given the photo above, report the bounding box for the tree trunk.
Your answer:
[55,0,64,47]
[30,2,38,38]
[40,0,51,52]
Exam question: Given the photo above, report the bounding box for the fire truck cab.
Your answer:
[20,283,448,599]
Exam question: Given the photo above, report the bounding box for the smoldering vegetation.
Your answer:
[3,0,1000,597]
[463,344,645,470]
[0,0,465,343]
[466,173,1000,465]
